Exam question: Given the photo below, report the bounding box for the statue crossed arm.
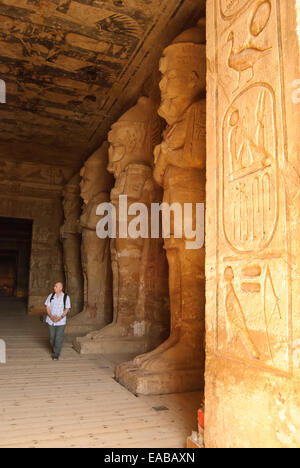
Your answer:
[154,101,206,187]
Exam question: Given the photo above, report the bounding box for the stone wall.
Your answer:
[0,160,73,313]
[205,0,300,448]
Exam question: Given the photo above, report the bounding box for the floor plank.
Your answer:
[0,299,201,448]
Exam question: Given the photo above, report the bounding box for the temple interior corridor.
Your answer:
[0,0,298,449]
[0,299,201,448]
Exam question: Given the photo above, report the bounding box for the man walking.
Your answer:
[45,283,71,360]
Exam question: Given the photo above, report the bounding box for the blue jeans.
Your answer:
[48,325,66,357]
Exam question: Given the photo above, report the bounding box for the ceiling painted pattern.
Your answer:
[0,0,205,170]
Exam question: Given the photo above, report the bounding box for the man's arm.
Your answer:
[46,305,58,323]
[60,296,71,321]
[60,308,70,320]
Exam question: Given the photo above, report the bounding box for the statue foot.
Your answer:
[139,340,202,373]
[133,330,180,367]
[87,322,128,341]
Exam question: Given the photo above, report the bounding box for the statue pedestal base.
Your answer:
[65,322,103,338]
[65,310,110,338]
[72,335,153,356]
[115,361,204,395]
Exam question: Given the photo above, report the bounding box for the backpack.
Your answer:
[50,292,69,310]
[40,293,70,323]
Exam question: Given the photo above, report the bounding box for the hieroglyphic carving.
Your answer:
[222,84,278,252]
[220,260,288,370]
[225,1,272,91]
[0,160,72,188]
[227,32,272,92]
[215,0,291,373]
[206,0,299,448]
[224,266,260,359]
[220,0,251,19]
[249,1,272,36]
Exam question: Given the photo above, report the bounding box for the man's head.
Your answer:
[158,22,206,125]
[54,282,63,295]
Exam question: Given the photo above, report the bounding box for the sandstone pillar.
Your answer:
[66,143,113,336]
[73,97,169,355]
[116,22,206,395]
[60,174,84,317]
[205,0,300,447]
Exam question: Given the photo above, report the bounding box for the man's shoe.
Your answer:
[52,355,59,361]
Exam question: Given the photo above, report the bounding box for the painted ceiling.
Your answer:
[0,0,205,171]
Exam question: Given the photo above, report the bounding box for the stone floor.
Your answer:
[0,299,201,448]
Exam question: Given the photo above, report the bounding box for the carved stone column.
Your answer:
[66,143,114,336]
[60,174,83,317]
[116,22,207,394]
[74,97,170,355]
[205,0,300,448]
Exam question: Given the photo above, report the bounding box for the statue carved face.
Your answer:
[63,188,80,221]
[80,164,101,205]
[108,122,152,178]
[80,143,112,204]
[158,46,204,125]
[107,124,131,179]
[62,193,73,217]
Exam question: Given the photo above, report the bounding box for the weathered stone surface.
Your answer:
[60,174,83,317]
[116,21,206,395]
[65,143,113,336]
[0,161,66,312]
[74,97,170,355]
[205,0,300,448]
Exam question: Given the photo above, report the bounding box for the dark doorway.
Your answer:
[0,217,33,301]
[0,251,18,297]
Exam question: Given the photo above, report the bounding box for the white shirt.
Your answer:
[45,293,71,327]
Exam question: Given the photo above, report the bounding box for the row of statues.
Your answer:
[61,20,206,395]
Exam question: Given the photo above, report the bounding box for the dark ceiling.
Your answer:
[0,0,205,172]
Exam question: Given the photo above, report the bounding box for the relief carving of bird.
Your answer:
[227,31,272,91]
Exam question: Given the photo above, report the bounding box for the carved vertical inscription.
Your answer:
[222,84,278,253]
[220,0,251,19]
[215,0,291,373]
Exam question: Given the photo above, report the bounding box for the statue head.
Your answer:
[107,97,161,178]
[80,142,113,204]
[158,21,206,125]
[63,174,81,219]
